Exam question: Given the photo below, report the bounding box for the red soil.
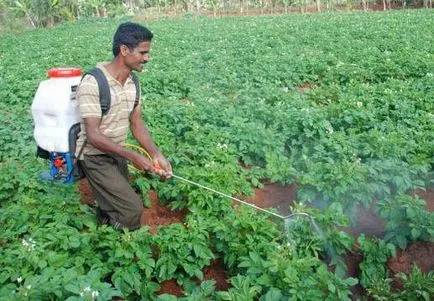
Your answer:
[203,259,230,291]
[343,251,366,300]
[157,279,184,297]
[342,203,385,238]
[296,82,313,93]
[78,178,95,207]
[237,182,298,217]
[156,259,230,296]
[411,188,434,212]
[140,190,187,234]
[388,241,434,275]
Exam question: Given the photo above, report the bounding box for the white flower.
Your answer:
[80,292,84,297]
[22,238,36,251]
[17,277,22,283]
[205,161,216,168]
[356,101,363,108]
[217,143,228,150]
[84,286,91,292]
[92,290,99,298]
[26,285,31,290]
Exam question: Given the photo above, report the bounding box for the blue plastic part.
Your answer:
[42,151,74,184]
[39,171,65,184]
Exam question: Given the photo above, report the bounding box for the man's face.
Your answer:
[123,41,151,72]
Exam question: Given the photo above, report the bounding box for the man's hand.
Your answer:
[131,153,157,173]
[152,154,173,179]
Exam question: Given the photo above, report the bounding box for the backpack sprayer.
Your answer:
[31,68,83,183]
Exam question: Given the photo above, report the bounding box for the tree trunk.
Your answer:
[362,0,368,12]
[26,13,36,28]
[383,0,386,10]
[316,0,321,12]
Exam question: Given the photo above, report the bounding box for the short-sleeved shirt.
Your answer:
[75,63,141,159]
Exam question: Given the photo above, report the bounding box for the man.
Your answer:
[76,22,172,230]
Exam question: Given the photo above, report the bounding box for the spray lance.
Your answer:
[124,143,335,256]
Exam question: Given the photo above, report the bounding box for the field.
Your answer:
[1,9,434,300]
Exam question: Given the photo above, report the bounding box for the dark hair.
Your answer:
[112,22,153,56]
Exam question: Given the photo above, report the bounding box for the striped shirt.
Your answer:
[75,63,141,159]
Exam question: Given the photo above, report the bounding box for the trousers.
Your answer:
[79,154,143,230]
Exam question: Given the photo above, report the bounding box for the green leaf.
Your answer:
[344,277,358,286]
[328,283,336,293]
[411,228,421,239]
[38,259,47,269]
[64,284,80,294]
[261,287,283,301]
[249,252,262,264]
[157,294,178,301]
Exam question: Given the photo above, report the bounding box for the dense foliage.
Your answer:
[1,10,434,300]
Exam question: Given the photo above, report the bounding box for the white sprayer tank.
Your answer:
[32,68,82,153]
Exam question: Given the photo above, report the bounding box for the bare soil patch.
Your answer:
[411,188,434,212]
[77,178,95,207]
[388,241,434,275]
[296,82,313,93]
[345,252,365,300]
[237,182,298,217]
[157,279,184,296]
[342,203,385,238]
[203,259,230,291]
[140,190,188,234]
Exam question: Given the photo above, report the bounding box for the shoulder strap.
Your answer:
[82,68,111,116]
[131,72,140,110]
[82,69,140,115]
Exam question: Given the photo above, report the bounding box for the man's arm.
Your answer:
[84,117,156,172]
[130,106,172,177]
[130,106,161,159]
